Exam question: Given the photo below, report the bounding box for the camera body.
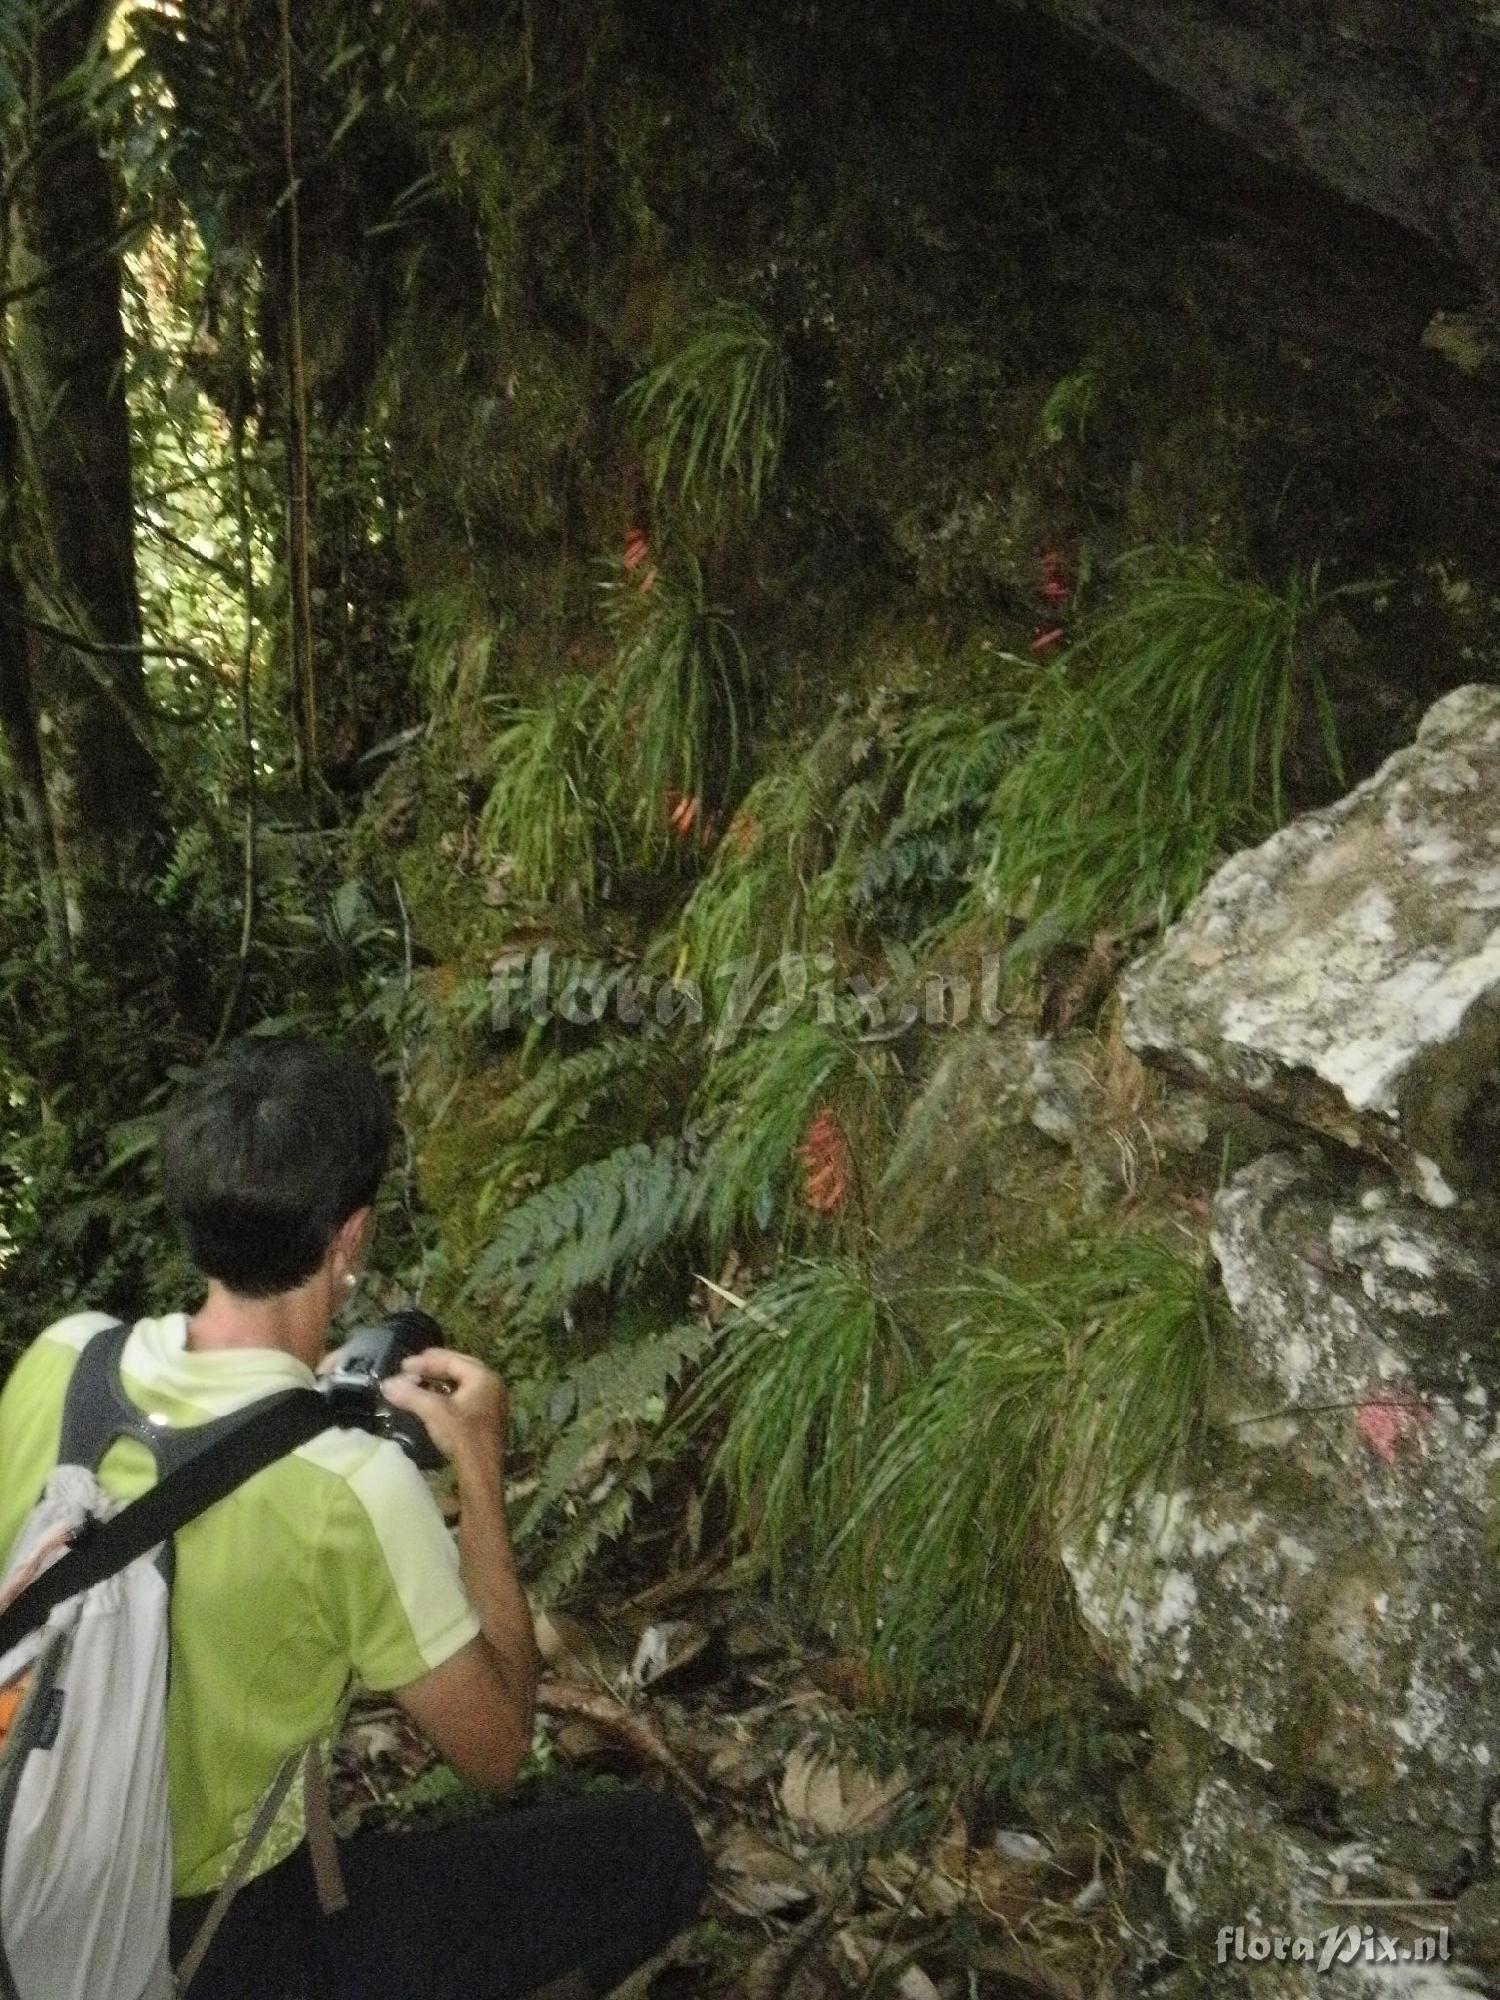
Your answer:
[321,1308,447,1472]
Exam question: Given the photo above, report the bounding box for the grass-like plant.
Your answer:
[1047,1231,1220,1546]
[683,1259,918,1600]
[597,556,746,863]
[621,301,788,519]
[670,717,874,977]
[1037,364,1099,448]
[835,1271,1069,1696]
[972,548,1346,949]
[828,1232,1221,1704]
[694,1018,881,1250]
[478,674,613,903]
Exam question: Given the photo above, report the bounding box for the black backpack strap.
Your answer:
[0,1372,334,1662]
[58,1320,269,1480]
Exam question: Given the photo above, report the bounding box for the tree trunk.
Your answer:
[0,373,70,966]
[3,0,164,943]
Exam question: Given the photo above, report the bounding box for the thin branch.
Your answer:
[20,610,221,678]
[279,0,318,785]
[136,512,243,583]
[212,329,259,1054]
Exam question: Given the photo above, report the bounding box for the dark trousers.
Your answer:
[170,1786,708,2000]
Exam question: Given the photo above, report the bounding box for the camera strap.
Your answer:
[0,1370,334,1660]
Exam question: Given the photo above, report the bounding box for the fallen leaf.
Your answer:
[535,1608,612,1682]
[715,1825,815,1917]
[629,1619,711,1690]
[780,1742,908,1837]
[536,1675,706,1800]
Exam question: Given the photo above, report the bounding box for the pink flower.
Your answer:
[1354,1391,1431,1465]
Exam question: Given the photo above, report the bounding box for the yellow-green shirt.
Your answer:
[0,1312,480,1896]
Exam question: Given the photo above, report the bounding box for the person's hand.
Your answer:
[381,1348,508,1475]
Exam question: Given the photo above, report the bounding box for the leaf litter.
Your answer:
[330,1559,1130,2000]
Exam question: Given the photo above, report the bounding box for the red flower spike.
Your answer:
[623,528,651,572]
[799,1104,850,1216]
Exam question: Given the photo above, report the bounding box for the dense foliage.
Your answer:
[3,0,1495,1722]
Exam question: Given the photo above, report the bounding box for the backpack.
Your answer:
[0,1322,355,2000]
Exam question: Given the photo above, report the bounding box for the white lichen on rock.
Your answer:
[1120,685,1500,1204]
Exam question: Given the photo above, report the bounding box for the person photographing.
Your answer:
[0,1036,706,2000]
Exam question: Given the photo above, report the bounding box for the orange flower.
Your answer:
[727,810,760,857]
[800,1104,850,1215]
[666,789,702,837]
[623,528,657,595]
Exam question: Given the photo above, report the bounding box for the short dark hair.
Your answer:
[160,1037,393,1298]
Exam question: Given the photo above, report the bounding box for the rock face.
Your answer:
[1068,1149,1500,1991]
[1018,0,1500,281]
[1120,685,1500,1208]
[1069,1153,1500,1848]
[1070,688,1500,1993]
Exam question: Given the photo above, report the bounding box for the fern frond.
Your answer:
[530,1465,654,1607]
[465,1139,697,1325]
[518,1319,716,1604]
[518,1319,713,1541]
[851,701,1025,934]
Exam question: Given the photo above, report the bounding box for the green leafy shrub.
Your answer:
[622,301,788,519]
[973,549,1346,950]
[477,675,614,903]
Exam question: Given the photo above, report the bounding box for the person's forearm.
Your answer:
[454,1447,538,1733]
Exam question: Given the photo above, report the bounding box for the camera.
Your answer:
[321,1308,447,1472]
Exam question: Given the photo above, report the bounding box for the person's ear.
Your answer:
[331,1206,374,1287]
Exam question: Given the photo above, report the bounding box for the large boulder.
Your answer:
[1065,1151,1500,1886]
[1120,685,1500,1208]
[1015,0,1500,280]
